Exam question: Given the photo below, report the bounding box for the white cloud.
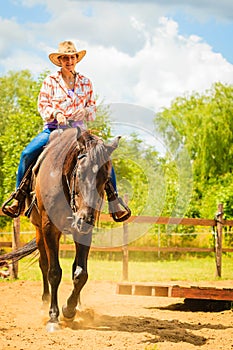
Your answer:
[78,16,233,114]
[0,18,26,57]
[1,0,233,117]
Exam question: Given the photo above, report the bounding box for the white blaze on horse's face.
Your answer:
[92,164,98,174]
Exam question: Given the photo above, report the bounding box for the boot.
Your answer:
[2,163,34,218]
[2,186,27,218]
[105,181,131,222]
[3,198,25,218]
[108,199,127,219]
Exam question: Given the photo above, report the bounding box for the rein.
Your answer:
[65,139,107,229]
[66,152,87,213]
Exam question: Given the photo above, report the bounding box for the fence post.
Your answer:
[12,217,20,278]
[157,225,161,258]
[215,203,223,278]
[122,194,129,281]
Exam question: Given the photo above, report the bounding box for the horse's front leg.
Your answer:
[62,235,91,319]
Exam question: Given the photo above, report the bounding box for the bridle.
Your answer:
[67,152,87,213]
[65,149,105,230]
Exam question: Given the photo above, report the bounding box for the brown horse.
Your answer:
[22,126,119,331]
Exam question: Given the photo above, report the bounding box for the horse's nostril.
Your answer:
[70,211,95,233]
[89,217,95,225]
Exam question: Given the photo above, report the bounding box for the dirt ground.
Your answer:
[0,279,233,350]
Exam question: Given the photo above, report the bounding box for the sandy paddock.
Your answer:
[0,279,233,350]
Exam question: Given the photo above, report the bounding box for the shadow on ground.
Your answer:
[61,306,231,346]
[150,299,232,312]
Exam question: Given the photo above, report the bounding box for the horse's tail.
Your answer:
[0,238,37,263]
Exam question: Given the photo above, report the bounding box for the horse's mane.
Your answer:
[43,129,110,176]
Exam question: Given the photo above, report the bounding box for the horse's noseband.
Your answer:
[71,211,95,233]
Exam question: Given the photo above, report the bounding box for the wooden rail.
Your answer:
[99,213,233,226]
[3,243,233,253]
[0,203,231,279]
[65,245,233,253]
[117,282,233,301]
[1,208,233,226]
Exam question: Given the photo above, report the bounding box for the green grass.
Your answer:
[11,253,233,282]
[144,346,158,350]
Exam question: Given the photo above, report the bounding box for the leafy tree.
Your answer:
[154,83,233,219]
[0,70,44,204]
[87,101,112,141]
[111,133,165,217]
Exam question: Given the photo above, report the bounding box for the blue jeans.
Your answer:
[16,129,118,192]
[16,129,51,188]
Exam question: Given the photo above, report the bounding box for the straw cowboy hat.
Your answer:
[49,41,86,67]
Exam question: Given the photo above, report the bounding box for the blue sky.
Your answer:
[2,0,233,226]
[2,0,233,212]
[1,0,233,63]
[3,1,233,62]
[1,0,233,119]
[2,2,50,23]
[172,12,233,63]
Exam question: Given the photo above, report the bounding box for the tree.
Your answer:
[87,101,112,141]
[0,70,44,203]
[112,133,164,217]
[154,82,233,218]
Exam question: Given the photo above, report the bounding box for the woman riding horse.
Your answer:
[7,126,121,330]
[3,40,130,222]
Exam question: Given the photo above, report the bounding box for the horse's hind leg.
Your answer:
[62,239,90,319]
[42,221,62,329]
[36,228,50,303]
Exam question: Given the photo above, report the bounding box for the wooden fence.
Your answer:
[0,203,232,279]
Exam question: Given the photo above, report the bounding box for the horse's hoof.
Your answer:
[62,304,76,321]
[46,321,61,332]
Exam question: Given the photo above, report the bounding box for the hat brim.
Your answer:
[49,50,86,67]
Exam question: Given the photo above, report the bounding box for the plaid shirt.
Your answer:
[38,70,96,129]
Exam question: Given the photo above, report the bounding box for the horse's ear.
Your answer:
[76,127,85,146]
[76,126,82,140]
[76,126,85,147]
[106,136,121,155]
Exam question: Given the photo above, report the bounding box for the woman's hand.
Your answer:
[71,108,89,121]
[56,113,67,125]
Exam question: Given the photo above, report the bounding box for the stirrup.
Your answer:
[105,180,131,222]
[2,162,35,219]
[110,197,131,222]
[1,192,24,218]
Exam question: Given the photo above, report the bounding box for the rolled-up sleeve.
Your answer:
[76,75,96,122]
[85,80,96,122]
[38,77,57,122]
